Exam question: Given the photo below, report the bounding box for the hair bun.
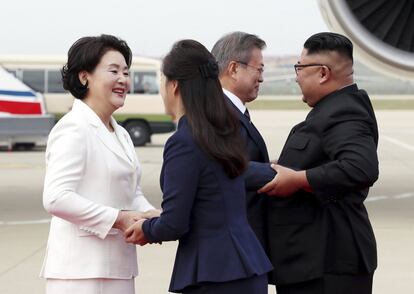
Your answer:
[199,59,219,79]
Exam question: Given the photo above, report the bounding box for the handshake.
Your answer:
[113,209,161,246]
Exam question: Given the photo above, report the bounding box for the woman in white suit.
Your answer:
[40,34,159,294]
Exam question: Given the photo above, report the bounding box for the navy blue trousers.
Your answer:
[182,274,268,294]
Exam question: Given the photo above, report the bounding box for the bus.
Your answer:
[0,55,175,146]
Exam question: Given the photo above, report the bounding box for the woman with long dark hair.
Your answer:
[125,40,272,294]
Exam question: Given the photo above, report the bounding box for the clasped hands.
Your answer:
[258,163,311,197]
[113,209,161,246]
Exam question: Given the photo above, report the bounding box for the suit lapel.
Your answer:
[72,99,135,167]
[239,111,269,162]
[94,124,134,166]
[112,117,136,165]
[227,98,269,162]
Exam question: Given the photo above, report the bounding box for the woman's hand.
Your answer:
[139,209,161,220]
[124,219,148,245]
[113,211,145,232]
[113,208,161,232]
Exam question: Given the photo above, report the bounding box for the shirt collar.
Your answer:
[338,82,356,91]
[223,88,246,114]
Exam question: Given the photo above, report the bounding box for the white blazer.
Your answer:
[40,99,154,279]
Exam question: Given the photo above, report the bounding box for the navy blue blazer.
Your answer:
[227,99,270,247]
[142,116,272,293]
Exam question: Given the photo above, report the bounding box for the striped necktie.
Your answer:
[244,108,251,122]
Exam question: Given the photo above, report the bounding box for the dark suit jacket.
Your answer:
[227,98,270,248]
[142,116,272,293]
[252,84,379,285]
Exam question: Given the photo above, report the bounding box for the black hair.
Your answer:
[163,39,247,178]
[62,34,132,99]
[304,32,353,63]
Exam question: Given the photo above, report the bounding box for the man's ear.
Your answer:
[228,61,239,79]
[319,66,331,84]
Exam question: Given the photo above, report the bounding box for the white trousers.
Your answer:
[46,278,135,294]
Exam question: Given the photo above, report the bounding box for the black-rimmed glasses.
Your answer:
[294,63,331,75]
[236,61,264,75]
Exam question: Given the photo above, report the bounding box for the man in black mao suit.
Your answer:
[211,32,270,247]
[258,32,379,294]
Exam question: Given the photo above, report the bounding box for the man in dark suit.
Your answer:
[257,32,379,294]
[211,32,270,247]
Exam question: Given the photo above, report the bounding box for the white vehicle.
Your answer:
[0,55,174,146]
[0,66,55,150]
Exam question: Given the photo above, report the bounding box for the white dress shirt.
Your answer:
[223,88,246,114]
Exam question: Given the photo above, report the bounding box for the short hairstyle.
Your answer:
[211,31,266,74]
[304,32,353,63]
[163,39,247,178]
[62,34,132,99]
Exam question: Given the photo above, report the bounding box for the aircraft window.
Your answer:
[22,70,45,92]
[133,71,159,94]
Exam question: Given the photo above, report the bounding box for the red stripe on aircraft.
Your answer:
[0,100,42,114]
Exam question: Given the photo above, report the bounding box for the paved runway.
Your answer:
[0,110,413,293]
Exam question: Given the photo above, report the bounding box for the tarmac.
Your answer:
[1,110,413,293]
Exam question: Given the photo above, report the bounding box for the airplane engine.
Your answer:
[318,0,414,80]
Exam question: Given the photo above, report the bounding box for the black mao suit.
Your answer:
[246,84,379,288]
[268,84,378,285]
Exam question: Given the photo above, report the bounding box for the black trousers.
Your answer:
[276,273,373,294]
